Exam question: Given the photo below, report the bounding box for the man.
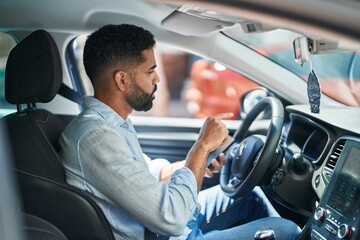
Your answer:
[59,24,300,239]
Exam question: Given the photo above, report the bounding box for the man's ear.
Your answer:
[114,70,127,91]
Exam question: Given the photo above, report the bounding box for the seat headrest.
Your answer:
[5,30,62,104]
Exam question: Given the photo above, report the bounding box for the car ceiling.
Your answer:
[1,0,360,43]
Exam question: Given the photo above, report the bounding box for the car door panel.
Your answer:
[138,132,197,162]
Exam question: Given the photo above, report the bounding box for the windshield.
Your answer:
[226,28,360,107]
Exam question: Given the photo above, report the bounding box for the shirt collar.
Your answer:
[83,96,136,133]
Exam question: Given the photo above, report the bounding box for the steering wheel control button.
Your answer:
[226,177,242,191]
[271,169,285,185]
[254,229,276,240]
[338,224,352,239]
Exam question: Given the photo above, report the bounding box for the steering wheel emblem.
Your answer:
[238,141,247,156]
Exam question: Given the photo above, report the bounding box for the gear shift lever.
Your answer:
[254,229,276,240]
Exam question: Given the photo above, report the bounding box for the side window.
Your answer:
[70,36,261,120]
[147,46,261,120]
[0,33,16,117]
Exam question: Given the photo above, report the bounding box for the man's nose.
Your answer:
[153,71,160,84]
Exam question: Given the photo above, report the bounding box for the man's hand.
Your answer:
[196,113,233,152]
[185,113,233,191]
[205,152,226,178]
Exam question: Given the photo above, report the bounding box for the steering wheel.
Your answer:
[220,97,284,199]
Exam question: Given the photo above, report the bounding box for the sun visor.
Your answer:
[162,10,234,35]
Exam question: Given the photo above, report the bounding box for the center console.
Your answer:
[311,139,360,240]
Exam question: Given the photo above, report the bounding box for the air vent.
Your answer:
[325,139,347,170]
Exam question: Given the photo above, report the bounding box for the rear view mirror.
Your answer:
[293,37,310,66]
[293,37,338,66]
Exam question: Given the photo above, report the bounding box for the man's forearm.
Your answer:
[184,142,209,192]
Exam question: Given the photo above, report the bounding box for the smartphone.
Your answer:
[206,136,234,168]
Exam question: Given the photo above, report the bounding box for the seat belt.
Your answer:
[58,83,83,105]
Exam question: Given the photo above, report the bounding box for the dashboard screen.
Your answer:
[327,147,360,218]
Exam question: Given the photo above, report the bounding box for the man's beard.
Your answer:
[125,79,157,112]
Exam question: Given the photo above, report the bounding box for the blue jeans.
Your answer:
[185,185,301,240]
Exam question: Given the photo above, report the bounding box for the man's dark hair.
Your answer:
[83,24,156,82]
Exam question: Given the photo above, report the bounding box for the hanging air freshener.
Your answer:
[307,57,321,113]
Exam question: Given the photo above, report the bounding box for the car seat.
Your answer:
[2,29,115,240]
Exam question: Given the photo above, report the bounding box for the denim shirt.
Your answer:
[59,96,199,240]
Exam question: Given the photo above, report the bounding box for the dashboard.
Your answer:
[263,104,360,240]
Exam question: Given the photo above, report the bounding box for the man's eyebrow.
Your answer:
[149,64,157,70]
